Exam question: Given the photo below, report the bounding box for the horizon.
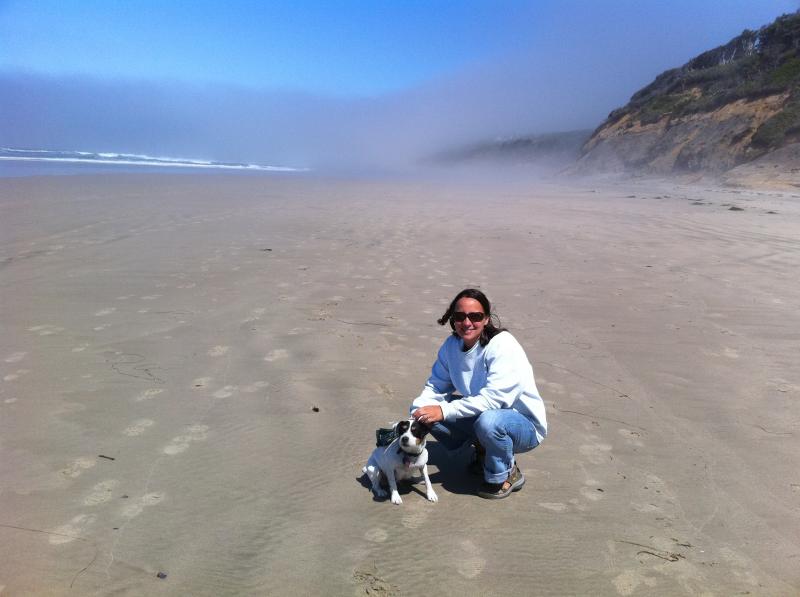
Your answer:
[1,0,797,172]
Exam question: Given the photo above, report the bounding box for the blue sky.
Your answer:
[1,0,797,168]
[1,1,543,95]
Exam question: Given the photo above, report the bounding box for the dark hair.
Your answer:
[437,288,506,350]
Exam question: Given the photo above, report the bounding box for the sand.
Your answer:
[1,172,799,595]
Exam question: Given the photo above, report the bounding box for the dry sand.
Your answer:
[1,173,799,595]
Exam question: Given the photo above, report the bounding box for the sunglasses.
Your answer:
[452,311,486,323]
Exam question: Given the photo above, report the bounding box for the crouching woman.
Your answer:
[410,288,547,499]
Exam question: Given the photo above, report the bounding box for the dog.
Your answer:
[363,419,438,505]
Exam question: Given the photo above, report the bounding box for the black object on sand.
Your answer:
[375,427,397,447]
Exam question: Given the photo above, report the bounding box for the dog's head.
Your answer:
[396,418,430,454]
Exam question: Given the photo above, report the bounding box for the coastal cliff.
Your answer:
[576,10,800,177]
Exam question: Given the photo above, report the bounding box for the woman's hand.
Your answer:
[412,405,443,425]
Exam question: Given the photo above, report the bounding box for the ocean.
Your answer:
[0,147,306,177]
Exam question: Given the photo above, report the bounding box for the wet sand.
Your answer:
[1,173,799,595]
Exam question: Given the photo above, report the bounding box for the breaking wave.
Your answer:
[0,147,306,172]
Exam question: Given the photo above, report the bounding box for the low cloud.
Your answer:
[0,62,624,173]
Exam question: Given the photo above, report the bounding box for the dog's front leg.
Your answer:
[421,464,438,502]
[387,470,403,505]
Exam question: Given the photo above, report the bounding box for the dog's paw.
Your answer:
[390,491,403,505]
[373,488,387,498]
[427,490,438,503]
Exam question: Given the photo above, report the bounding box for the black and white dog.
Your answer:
[363,419,438,505]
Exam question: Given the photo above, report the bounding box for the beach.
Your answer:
[1,173,799,595]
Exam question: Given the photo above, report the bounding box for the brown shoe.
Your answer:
[477,465,525,499]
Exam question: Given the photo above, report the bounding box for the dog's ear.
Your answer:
[396,420,410,435]
[411,420,431,438]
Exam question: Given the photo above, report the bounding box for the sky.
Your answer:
[1,0,797,171]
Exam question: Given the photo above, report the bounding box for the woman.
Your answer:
[410,288,547,499]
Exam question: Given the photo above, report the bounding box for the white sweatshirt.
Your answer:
[411,331,548,442]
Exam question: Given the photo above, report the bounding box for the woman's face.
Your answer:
[452,297,488,349]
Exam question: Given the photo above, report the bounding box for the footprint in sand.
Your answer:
[618,428,644,447]
[4,352,26,363]
[240,381,269,393]
[613,569,658,596]
[580,482,606,502]
[192,376,213,388]
[353,566,398,596]
[454,539,486,579]
[135,388,165,402]
[3,369,30,381]
[123,419,155,437]
[83,479,120,506]
[631,502,661,514]
[121,492,165,518]
[579,443,613,465]
[213,385,238,399]
[768,378,800,393]
[569,497,588,512]
[49,514,96,545]
[263,349,288,362]
[364,528,388,543]
[723,347,740,359]
[28,324,64,336]
[208,345,230,357]
[60,457,96,478]
[401,507,431,529]
[163,424,209,455]
[286,327,311,336]
[538,502,568,512]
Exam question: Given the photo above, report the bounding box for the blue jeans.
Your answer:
[430,409,539,484]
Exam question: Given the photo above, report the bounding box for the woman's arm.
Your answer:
[440,334,530,420]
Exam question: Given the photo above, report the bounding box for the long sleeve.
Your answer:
[408,332,546,442]
[439,333,532,421]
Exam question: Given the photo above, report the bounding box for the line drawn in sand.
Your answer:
[105,352,164,384]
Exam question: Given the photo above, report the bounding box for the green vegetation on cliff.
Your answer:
[604,10,800,152]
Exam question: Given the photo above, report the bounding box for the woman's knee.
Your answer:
[474,409,536,450]
[473,410,505,442]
